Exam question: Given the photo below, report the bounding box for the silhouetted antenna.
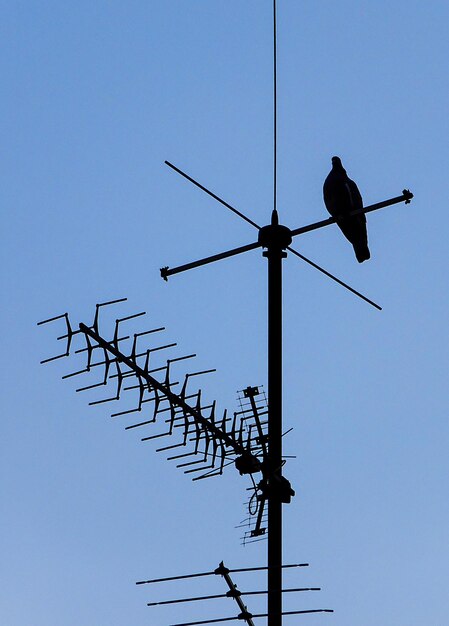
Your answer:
[38,300,283,546]
[38,312,78,363]
[38,3,415,625]
[39,300,244,466]
[138,560,332,625]
[163,160,412,311]
[240,486,268,546]
[232,385,289,545]
[159,3,414,620]
[137,563,310,585]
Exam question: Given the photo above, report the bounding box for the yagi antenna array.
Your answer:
[138,560,333,626]
[38,299,293,536]
[39,299,241,479]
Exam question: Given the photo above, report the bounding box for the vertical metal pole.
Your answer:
[273,0,277,214]
[264,213,285,626]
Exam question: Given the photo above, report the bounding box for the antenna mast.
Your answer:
[39,3,414,625]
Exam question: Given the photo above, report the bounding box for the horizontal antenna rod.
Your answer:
[148,592,231,607]
[136,563,308,585]
[147,587,320,607]
[161,191,412,286]
[161,241,260,280]
[171,609,333,626]
[290,190,413,238]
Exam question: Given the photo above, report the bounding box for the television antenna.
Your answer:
[138,561,332,625]
[38,2,413,625]
[158,2,413,624]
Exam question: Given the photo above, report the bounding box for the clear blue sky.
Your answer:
[1,2,448,625]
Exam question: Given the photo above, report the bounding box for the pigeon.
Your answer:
[323,156,370,262]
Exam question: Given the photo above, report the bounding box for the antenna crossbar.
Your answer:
[161,241,260,280]
[160,185,412,312]
[290,190,413,238]
[136,563,309,585]
[170,609,333,626]
[147,587,320,607]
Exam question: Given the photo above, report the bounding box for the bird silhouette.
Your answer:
[323,156,370,263]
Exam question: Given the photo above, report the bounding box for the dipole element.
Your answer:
[259,210,292,626]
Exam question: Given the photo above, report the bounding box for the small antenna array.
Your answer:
[137,561,332,625]
[38,299,294,541]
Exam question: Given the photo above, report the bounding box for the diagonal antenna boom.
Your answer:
[165,161,259,229]
[79,323,242,453]
[287,247,381,310]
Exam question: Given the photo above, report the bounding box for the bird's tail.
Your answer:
[354,242,370,263]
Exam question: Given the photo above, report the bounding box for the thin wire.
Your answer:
[287,246,382,310]
[165,161,259,229]
[273,0,277,213]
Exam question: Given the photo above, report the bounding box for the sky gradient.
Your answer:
[1,2,448,625]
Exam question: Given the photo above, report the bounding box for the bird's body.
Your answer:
[323,156,370,262]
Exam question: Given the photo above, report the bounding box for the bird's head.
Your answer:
[331,156,344,169]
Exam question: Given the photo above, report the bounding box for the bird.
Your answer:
[323,156,370,263]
